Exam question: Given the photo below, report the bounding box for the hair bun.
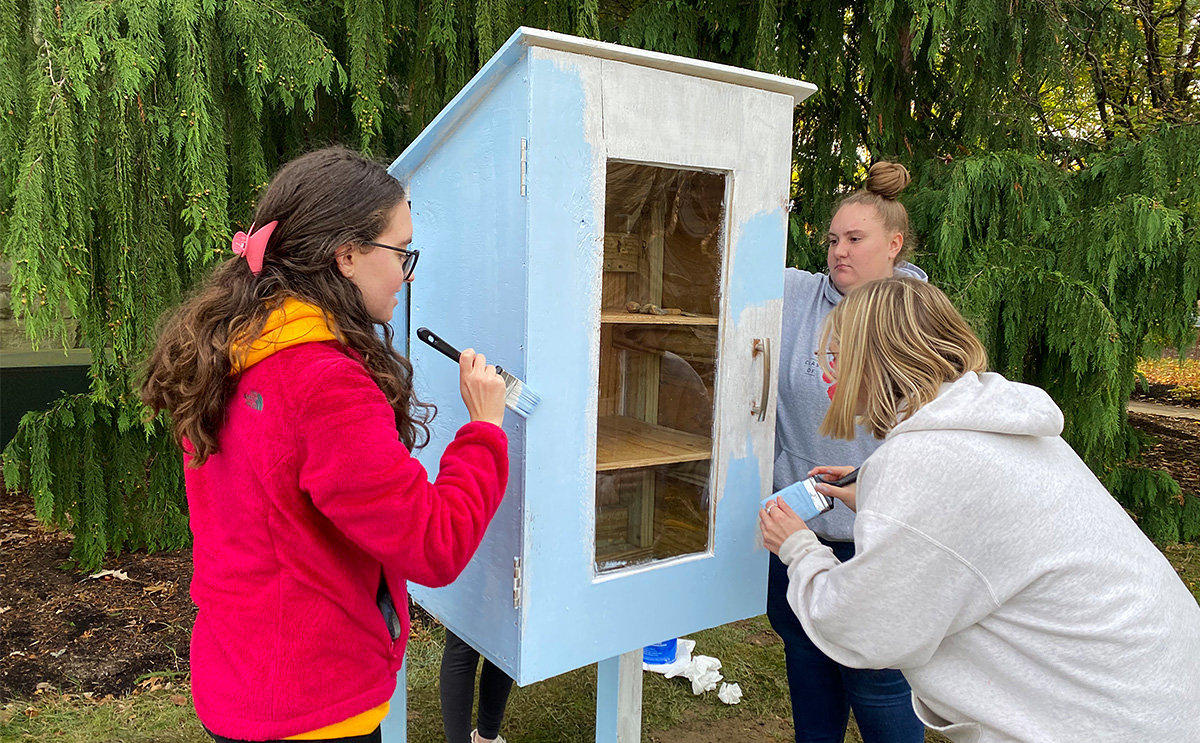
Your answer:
[865,162,910,200]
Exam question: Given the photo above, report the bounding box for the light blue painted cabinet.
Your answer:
[388,28,815,688]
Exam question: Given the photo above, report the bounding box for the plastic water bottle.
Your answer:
[643,637,678,665]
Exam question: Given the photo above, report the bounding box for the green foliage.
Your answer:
[905,133,1200,539]
[3,0,1200,566]
[3,0,356,568]
[768,0,1200,540]
[1106,465,1187,544]
[1183,493,1200,543]
[1,0,611,568]
[2,395,186,569]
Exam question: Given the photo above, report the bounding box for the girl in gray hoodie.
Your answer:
[767,162,925,743]
[763,278,1200,743]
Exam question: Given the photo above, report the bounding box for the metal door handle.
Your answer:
[750,338,771,422]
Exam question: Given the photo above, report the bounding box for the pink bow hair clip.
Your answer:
[231,221,278,275]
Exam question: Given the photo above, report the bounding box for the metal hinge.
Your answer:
[513,556,522,608]
[520,138,527,196]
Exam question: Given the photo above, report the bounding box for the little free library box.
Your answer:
[388,27,815,691]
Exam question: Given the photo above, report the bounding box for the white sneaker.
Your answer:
[471,730,507,743]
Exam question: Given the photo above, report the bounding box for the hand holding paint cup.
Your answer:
[759,466,857,522]
[759,497,808,554]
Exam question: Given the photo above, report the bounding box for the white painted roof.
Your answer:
[390,27,817,182]
[516,28,817,101]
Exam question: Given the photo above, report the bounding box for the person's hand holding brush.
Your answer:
[807,465,859,511]
[458,349,506,427]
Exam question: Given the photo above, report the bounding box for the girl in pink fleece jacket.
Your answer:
[142,147,510,743]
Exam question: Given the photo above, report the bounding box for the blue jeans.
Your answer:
[767,540,925,743]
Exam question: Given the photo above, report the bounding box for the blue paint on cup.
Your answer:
[644,637,678,665]
[760,477,833,521]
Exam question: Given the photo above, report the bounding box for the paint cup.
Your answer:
[760,476,835,521]
[643,637,678,665]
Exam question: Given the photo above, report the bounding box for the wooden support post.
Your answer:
[380,658,407,743]
[596,649,644,743]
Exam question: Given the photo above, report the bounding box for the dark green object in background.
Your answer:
[0,352,91,450]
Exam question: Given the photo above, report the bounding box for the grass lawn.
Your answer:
[4,544,1197,743]
[2,615,800,743]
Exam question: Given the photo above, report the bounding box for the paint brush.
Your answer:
[416,327,541,418]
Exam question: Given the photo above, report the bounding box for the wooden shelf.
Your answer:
[600,311,719,326]
[596,415,712,471]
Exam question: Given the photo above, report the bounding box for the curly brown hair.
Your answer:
[141,147,434,465]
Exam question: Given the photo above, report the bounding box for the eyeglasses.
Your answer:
[363,241,420,281]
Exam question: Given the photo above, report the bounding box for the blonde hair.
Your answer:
[834,161,915,263]
[817,277,988,440]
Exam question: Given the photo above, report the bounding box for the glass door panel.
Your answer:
[595,162,726,573]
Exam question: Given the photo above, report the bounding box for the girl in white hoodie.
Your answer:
[761,277,1200,743]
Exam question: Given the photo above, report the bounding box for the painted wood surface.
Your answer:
[515,47,792,684]
[392,28,816,185]
[380,661,407,743]
[595,650,644,743]
[388,52,530,678]
[387,29,801,690]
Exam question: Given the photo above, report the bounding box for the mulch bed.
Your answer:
[1128,411,1200,495]
[3,398,1198,703]
[0,500,194,702]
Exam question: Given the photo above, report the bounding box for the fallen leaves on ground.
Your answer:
[1137,358,1200,403]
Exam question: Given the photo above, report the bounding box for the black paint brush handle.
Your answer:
[818,467,860,487]
[416,326,506,376]
[417,327,461,362]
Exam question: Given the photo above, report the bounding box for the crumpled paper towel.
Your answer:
[682,655,723,694]
[643,638,725,695]
[717,681,742,705]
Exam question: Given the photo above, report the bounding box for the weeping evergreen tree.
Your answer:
[909,141,1200,543]
[1,0,352,568]
[0,0,604,569]
[3,0,1198,569]
[614,0,1200,541]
